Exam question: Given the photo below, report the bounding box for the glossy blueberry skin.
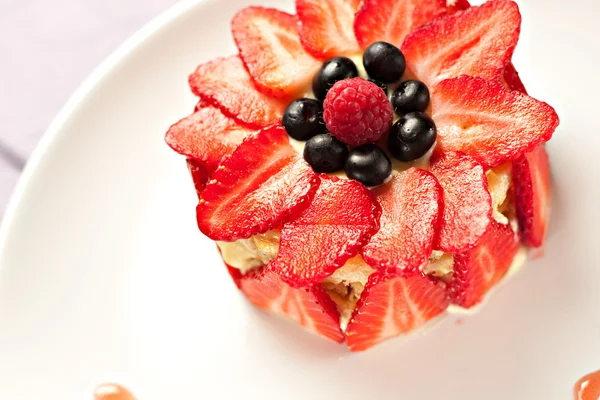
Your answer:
[282,98,326,141]
[304,134,349,173]
[345,144,392,187]
[312,57,359,101]
[388,112,437,162]
[363,42,406,83]
[391,80,430,114]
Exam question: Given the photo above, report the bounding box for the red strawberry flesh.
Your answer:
[449,220,520,308]
[271,175,381,288]
[362,169,442,274]
[165,107,254,174]
[186,158,209,198]
[431,152,492,253]
[402,0,521,88]
[346,271,449,351]
[189,56,288,128]
[240,266,344,343]
[297,0,362,58]
[354,0,446,50]
[232,7,321,98]
[432,76,559,168]
[197,126,319,241]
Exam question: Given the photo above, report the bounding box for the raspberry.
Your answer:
[323,77,393,146]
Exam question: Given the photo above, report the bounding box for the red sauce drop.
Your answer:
[574,370,600,400]
[94,383,136,400]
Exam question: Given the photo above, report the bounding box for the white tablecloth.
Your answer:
[0,0,179,219]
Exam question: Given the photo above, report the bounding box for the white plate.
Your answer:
[0,0,598,399]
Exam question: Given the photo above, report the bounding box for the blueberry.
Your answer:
[367,78,388,95]
[391,80,430,114]
[304,134,349,173]
[388,112,437,162]
[312,57,359,101]
[282,98,326,141]
[345,144,392,187]
[363,42,406,83]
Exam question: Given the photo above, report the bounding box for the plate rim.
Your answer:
[0,0,204,258]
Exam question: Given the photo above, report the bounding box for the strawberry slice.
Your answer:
[432,76,559,168]
[165,107,255,174]
[272,175,381,288]
[354,0,446,50]
[186,159,209,198]
[449,220,520,308]
[431,152,493,253]
[446,0,471,14]
[346,271,449,351]
[362,169,442,274]
[402,0,521,88]
[197,126,320,241]
[503,62,527,94]
[297,0,362,58]
[240,266,344,343]
[232,7,321,98]
[189,56,288,128]
[513,145,551,248]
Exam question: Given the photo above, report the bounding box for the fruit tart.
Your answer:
[165,0,559,351]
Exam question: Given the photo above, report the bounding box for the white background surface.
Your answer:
[0,0,179,218]
[0,0,599,399]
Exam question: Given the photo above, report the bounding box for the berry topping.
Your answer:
[323,77,393,146]
[282,98,326,141]
[513,145,551,248]
[272,175,381,288]
[189,56,288,128]
[362,168,442,274]
[354,0,446,50]
[391,79,430,114]
[197,126,319,241]
[296,0,362,59]
[240,267,344,342]
[402,0,521,88]
[449,220,520,308]
[430,152,492,253]
[312,57,359,101]
[388,111,437,162]
[232,7,321,98]
[346,271,449,352]
[303,134,349,173]
[367,78,388,94]
[186,159,209,198]
[363,41,406,83]
[431,76,559,168]
[447,0,472,14]
[165,106,255,174]
[345,144,392,187]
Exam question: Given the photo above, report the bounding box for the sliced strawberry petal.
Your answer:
[449,220,520,308]
[272,175,381,288]
[432,76,559,168]
[513,145,551,248]
[165,107,255,174]
[346,271,449,352]
[503,62,527,94]
[197,126,319,241]
[240,267,344,343]
[189,56,288,128]
[297,0,362,58]
[431,152,493,253]
[186,158,209,198]
[446,0,471,14]
[354,0,446,50]
[402,0,521,87]
[232,7,321,98]
[362,169,442,274]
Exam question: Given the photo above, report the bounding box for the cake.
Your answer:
[165,0,559,351]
